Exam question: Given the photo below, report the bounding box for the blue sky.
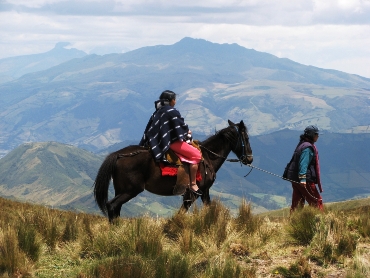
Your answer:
[1,0,370,77]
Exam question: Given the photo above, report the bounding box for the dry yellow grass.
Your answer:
[0,196,369,277]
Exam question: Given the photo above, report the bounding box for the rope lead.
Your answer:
[227,160,322,201]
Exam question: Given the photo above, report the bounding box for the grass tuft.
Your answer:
[287,206,321,245]
[235,199,262,234]
[155,251,192,278]
[274,256,311,278]
[17,219,41,262]
[78,256,150,278]
[62,215,79,242]
[0,226,31,276]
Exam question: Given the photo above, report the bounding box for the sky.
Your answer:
[1,0,370,78]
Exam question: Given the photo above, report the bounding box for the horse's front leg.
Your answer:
[181,190,199,211]
[201,187,211,206]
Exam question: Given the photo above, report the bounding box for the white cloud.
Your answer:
[3,0,370,24]
[1,0,370,77]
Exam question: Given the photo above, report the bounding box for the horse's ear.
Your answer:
[228,119,235,126]
[240,120,245,128]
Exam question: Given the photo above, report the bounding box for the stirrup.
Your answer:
[189,184,203,196]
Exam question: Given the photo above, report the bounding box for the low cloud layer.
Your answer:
[1,0,370,77]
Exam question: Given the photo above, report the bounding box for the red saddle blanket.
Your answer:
[159,163,202,181]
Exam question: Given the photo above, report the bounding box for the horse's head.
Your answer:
[228,120,253,165]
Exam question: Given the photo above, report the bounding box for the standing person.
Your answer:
[139,90,203,195]
[285,125,323,213]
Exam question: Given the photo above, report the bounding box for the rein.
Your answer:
[199,124,254,177]
[200,124,252,162]
[199,145,226,159]
[232,125,253,164]
[117,150,149,158]
[226,161,322,201]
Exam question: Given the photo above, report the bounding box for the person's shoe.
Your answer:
[190,187,203,196]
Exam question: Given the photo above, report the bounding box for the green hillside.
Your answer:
[0,142,273,217]
[0,142,101,206]
[0,132,369,218]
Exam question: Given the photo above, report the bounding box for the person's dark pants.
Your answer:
[290,181,323,213]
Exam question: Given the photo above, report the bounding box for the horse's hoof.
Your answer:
[106,202,114,221]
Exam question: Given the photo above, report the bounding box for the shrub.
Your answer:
[205,256,256,278]
[82,215,94,241]
[62,215,79,242]
[192,199,230,235]
[133,217,163,259]
[32,209,61,250]
[17,220,41,262]
[287,206,320,245]
[79,256,150,278]
[191,199,231,247]
[336,233,357,257]
[308,212,358,265]
[163,211,188,240]
[346,249,370,278]
[235,199,261,234]
[257,217,280,244]
[80,216,163,260]
[178,227,195,253]
[274,256,311,278]
[80,222,131,259]
[357,211,370,238]
[155,251,192,278]
[0,227,30,276]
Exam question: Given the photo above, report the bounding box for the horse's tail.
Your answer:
[94,153,117,216]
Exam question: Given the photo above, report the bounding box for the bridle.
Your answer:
[233,126,253,164]
[200,124,253,165]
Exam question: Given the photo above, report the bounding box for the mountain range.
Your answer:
[0,42,86,84]
[0,129,368,217]
[0,37,369,158]
[0,37,369,216]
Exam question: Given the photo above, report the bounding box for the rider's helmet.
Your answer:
[159,90,176,101]
[304,125,320,139]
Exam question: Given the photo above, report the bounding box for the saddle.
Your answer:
[161,141,203,195]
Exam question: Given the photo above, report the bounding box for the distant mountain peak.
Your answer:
[54,42,71,49]
[177,37,240,47]
[175,37,227,48]
[0,41,87,82]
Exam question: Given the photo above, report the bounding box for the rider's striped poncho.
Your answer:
[139,103,189,161]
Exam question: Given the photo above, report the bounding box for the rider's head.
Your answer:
[159,90,176,101]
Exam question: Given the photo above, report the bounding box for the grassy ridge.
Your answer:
[0,142,102,207]
[1,135,370,217]
[1,196,369,277]
[258,196,370,218]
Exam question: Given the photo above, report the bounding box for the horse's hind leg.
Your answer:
[181,187,210,211]
[107,190,143,222]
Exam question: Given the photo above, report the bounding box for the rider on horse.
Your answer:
[139,90,203,196]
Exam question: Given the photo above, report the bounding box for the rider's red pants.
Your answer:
[170,141,201,164]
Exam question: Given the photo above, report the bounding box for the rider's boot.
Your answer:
[189,163,202,196]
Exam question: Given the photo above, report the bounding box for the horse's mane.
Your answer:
[200,125,238,147]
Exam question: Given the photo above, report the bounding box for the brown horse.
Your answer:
[94,120,253,222]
